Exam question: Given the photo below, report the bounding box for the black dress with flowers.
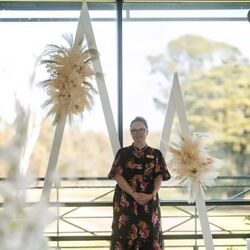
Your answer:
[108,145,170,250]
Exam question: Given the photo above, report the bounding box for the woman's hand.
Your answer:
[133,192,153,205]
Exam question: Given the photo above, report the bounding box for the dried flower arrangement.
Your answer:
[168,133,221,202]
[40,34,98,125]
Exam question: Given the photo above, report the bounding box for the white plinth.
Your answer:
[247,239,250,250]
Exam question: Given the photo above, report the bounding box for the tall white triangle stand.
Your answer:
[41,1,120,203]
[160,73,214,249]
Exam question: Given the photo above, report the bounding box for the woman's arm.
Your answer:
[114,174,163,205]
[114,174,134,197]
[152,175,163,197]
[113,175,145,204]
[136,175,163,205]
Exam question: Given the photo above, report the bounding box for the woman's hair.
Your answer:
[130,116,148,129]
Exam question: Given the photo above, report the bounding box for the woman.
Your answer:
[108,117,170,250]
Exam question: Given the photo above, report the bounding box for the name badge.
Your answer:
[146,154,154,159]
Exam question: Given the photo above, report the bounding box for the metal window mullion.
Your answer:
[117,0,123,147]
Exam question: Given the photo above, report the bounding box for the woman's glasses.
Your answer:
[130,128,148,135]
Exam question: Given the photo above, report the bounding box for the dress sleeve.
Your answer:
[107,149,124,179]
[154,150,171,181]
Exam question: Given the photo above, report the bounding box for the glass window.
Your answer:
[123,5,250,176]
[0,6,117,177]
[0,2,249,179]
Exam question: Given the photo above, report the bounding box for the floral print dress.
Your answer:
[108,145,170,250]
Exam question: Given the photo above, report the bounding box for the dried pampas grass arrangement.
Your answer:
[40,34,98,125]
[168,133,221,202]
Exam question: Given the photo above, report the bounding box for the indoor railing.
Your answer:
[0,176,250,249]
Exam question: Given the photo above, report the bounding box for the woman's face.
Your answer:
[130,121,148,145]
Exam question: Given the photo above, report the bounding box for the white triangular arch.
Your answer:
[160,73,214,249]
[41,1,120,202]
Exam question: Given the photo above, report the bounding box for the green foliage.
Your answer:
[29,120,114,177]
[0,120,112,177]
[183,63,250,146]
[245,215,250,226]
[147,34,244,80]
[147,35,250,175]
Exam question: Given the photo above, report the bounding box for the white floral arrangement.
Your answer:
[40,34,98,125]
[0,173,54,250]
[168,133,221,202]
